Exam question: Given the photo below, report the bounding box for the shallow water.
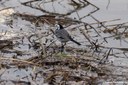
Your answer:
[0,0,128,85]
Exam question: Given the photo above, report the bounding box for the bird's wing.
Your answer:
[55,29,71,42]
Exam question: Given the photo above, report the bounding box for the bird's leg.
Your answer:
[60,43,66,53]
[60,43,64,53]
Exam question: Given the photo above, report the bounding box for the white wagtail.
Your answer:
[55,24,81,46]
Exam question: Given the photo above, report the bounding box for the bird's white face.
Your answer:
[55,24,60,30]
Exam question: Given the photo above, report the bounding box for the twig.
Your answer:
[106,0,110,9]
[90,15,108,29]
[79,29,93,45]
[0,57,39,66]
[89,19,120,25]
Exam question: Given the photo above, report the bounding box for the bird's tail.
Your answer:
[69,37,81,45]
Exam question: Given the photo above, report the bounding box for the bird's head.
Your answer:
[55,24,64,30]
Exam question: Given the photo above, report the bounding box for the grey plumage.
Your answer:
[55,24,81,45]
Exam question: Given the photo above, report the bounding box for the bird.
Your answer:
[54,24,81,46]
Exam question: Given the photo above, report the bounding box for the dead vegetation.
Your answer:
[0,0,128,85]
